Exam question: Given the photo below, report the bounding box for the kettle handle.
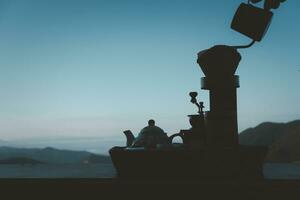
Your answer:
[169,133,184,144]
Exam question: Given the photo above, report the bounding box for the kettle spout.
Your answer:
[123,130,135,147]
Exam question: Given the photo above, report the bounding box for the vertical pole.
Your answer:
[198,45,241,147]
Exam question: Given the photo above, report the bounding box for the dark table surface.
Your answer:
[1,178,300,199]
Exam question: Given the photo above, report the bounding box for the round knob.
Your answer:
[189,92,198,98]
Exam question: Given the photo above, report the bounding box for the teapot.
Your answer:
[123,126,177,149]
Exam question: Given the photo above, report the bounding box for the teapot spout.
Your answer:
[123,130,135,147]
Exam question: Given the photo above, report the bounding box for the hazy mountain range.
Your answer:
[239,120,300,162]
[0,137,125,155]
[0,146,110,164]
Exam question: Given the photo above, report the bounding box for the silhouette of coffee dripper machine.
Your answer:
[109,0,287,179]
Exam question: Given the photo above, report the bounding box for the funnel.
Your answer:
[197,45,241,78]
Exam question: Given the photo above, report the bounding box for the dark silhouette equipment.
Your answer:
[109,0,287,179]
[231,3,273,42]
[231,0,286,47]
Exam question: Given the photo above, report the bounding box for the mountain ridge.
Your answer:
[239,120,300,162]
[0,146,110,164]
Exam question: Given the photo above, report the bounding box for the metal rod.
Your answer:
[231,40,256,49]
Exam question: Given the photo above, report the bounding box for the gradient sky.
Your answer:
[0,0,299,140]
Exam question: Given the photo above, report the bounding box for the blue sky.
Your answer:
[0,0,299,140]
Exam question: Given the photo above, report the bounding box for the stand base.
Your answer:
[109,145,268,180]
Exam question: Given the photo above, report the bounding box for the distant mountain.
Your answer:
[0,146,111,164]
[0,139,9,146]
[0,157,44,165]
[239,122,286,145]
[239,120,300,162]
